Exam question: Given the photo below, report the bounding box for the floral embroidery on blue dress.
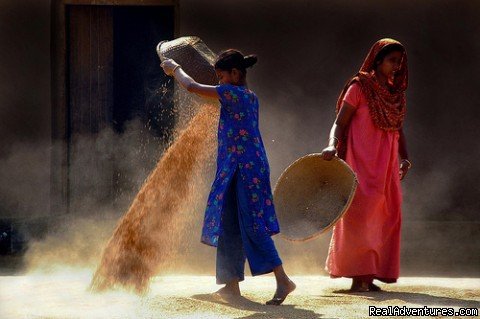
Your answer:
[201,84,280,247]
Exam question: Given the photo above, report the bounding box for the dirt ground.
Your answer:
[0,270,478,319]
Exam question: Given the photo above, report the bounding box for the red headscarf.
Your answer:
[336,38,408,131]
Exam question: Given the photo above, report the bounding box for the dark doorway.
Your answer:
[65,4,175,215]
[113,6,174,137]
[111,6,175,208]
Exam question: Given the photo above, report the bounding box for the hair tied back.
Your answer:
[244,55,258,68]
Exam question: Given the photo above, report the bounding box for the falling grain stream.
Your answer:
[91,103,219,294]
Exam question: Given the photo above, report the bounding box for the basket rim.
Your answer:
[273,153,358,243]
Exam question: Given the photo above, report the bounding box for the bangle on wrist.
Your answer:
[401,159,412,169]
[172,64,181,75]
[328,136,339,147]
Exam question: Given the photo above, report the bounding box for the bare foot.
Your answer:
[350,279,369,292]
[266,279,296,306]
[215,285,241,297]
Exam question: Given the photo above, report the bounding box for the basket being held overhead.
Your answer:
[156,36,218,86]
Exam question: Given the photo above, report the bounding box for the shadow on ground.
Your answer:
[324,289,480,309]
[192,293,331,319]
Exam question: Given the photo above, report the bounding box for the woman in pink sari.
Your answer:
[322,38,411,292]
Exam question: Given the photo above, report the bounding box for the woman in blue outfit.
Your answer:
[161,49,295,305]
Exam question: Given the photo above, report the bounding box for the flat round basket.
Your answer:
[156,36,218,85]
[273,153,358,242]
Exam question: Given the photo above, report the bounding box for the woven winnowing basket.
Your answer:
[273,153,358,242]
[156,36,218,86]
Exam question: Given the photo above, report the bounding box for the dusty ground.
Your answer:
[0,270,478,319]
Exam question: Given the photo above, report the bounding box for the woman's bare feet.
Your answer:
[266,265,296,305]
[215,280,241,297]
[266,279,296,305]
[350,278,370,292]
[350,277,382,292]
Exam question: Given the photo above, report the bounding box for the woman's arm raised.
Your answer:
[161,59,219,99]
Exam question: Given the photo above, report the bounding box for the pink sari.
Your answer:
[326,39,408,283]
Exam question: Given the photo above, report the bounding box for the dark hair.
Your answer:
[214,49,258,74]
[374,43,404,66]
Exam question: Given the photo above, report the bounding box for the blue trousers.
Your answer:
[216,172,282,284]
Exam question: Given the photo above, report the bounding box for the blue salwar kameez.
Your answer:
[201,84,282,282]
